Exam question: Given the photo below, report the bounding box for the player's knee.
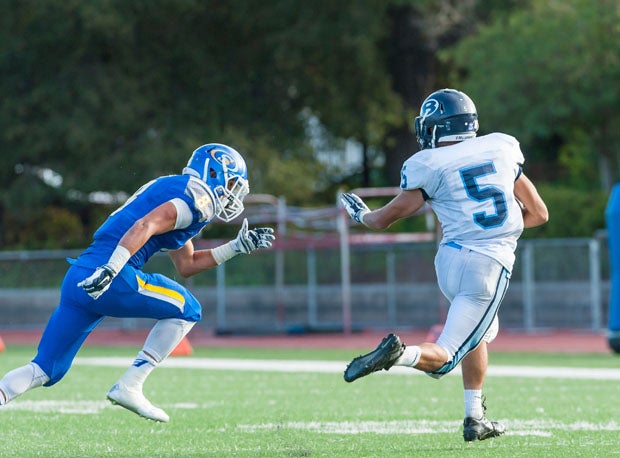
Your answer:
[425,345,454,379]
[483,316,499,343]
[181,295,202,322]
[32,358,66,386]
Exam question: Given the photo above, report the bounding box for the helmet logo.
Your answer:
[210,148,240,173]
[420,99,440,119]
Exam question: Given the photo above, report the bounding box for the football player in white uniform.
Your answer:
[340,89,548,441]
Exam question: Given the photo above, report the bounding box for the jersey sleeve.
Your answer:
[494,132,525,167]
[400,155,441,198]
[170,198,193,229]
[184,177,216,222]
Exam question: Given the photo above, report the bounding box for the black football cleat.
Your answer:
[463,416,506,441]
[344,333,405,383]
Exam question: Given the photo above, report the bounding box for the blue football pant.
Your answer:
[33,264,202,385]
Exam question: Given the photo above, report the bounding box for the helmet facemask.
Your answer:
[212,173,249,222]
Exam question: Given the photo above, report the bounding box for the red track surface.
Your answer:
[0,327,613,354]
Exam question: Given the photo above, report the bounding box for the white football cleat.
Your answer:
[106,383,169,423]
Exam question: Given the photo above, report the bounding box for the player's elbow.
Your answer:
[170,257,196,278]
[525,206,549,228]
[539,208,549,225]
[534,203,549,225]
[371,221,391,230]
[176,267,194,279]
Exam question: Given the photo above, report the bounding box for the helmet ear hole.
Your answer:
[210,168,217,179]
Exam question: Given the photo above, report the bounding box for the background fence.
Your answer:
[0,235,608,334]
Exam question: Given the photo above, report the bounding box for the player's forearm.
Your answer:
[170,249,219,278]
[514,174,548,228]
[362,211,393,230]
[363,194,422,230]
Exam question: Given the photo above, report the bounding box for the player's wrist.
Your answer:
[106,245,130,274]
[357,209,370,226]
[211,241,239,265]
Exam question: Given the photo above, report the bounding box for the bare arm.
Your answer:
[514,173,549,228]
[169,218,276,278]
[363,189,426,230]
[117,201,178,255]
[168,240,219,278]
[78,200,181,299]
[117,201,220,277]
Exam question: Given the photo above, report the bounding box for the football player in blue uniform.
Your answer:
[0,143,274,422]
[341,89,548,441]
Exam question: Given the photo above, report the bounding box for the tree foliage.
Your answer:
[441,0,620,190]
[0,0,404,246]
[0,0,615,248]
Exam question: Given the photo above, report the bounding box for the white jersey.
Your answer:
[400,132,525,271]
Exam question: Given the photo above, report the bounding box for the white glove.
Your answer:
[340,192,370,224]
[211,218,275,264]
[77,264,117,300]
[231,218,275,254]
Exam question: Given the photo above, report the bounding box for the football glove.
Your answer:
[340,192,370,224]
[77,264,117,300]
[211,218,276,264]
[231,218,275,254]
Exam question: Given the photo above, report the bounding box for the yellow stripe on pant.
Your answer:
[136,276,186,312]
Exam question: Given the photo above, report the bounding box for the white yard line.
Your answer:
[73,356,620,380]
[5,358,619,436]
[2,399,619,436]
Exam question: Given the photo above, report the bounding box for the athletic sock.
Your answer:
[395,345,422,367]
[464,389,484,419]
[116,319,195,391]
[118,350,157,389]
[0,362,50,405]
[143,318,195,360]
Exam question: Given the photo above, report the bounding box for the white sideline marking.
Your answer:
[1,400,204,414]
[73,357,620,380]
[2,399,619,437]
[233,419,620,436]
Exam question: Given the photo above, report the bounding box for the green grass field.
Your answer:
[1,345,619,457]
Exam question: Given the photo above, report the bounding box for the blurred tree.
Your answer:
[1,0,610,247]
[0,0,405,246]
[442,0,620,190]
[381,0,519,184]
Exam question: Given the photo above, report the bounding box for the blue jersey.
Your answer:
[76,174,216,269]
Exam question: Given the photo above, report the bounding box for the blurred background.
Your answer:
[0,0,619,340]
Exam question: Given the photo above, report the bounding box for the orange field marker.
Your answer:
[170,336,193,356]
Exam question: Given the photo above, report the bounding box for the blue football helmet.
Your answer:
[414,89,479,149]
[183,143,249,222]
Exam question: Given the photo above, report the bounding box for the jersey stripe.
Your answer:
[136,276,186,311]
[429,267,510,377]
